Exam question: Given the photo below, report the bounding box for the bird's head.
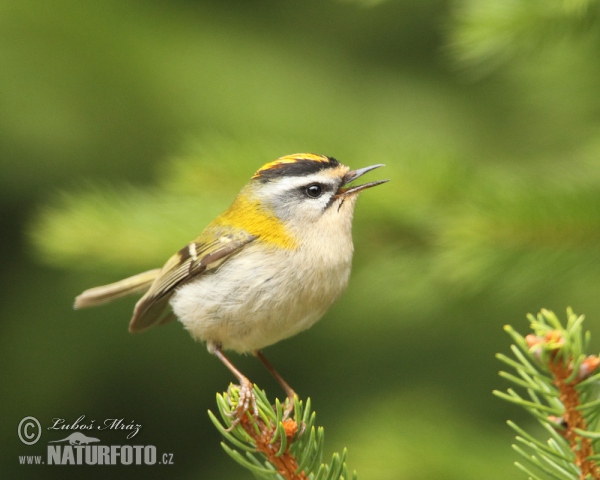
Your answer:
[217,154,388,249]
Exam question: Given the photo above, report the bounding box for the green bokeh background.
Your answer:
[3,0,600,478]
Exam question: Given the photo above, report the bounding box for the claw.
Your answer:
[282,394,296,421]
[224,378,258,431]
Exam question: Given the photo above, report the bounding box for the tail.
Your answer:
[74,269,161,309]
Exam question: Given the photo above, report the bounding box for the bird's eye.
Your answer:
[305,183,323,198]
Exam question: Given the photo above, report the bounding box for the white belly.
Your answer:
[169,242,352,353]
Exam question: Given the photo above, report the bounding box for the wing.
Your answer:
[129,228,256,333]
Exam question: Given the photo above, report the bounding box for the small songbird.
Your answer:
[75,154,387,416]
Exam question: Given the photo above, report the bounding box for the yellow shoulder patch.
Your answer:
[213,194,298,250]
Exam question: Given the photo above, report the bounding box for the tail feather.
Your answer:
[74,269,161,309]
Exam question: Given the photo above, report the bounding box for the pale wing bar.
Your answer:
[129,234,256,333]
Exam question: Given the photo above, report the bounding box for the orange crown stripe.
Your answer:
[252,153,330,179]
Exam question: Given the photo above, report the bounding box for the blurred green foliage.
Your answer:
[3,0,600,479]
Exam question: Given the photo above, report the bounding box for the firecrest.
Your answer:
[75,153,387,413]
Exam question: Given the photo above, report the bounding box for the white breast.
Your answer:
[170,236,353,354]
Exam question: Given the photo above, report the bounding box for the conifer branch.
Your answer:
[449,0,600,73]
[496,309,600,479]
[209,384,357,480]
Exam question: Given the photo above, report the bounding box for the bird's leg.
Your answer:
[256,350,297,419]
[212,346,258,429]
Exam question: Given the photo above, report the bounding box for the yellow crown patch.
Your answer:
[252,154,336,180]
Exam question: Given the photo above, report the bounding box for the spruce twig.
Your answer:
[209,383,356,480]
[496,309,600,479]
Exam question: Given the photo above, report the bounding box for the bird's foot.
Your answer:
[225,377,258,431]
[282,392,296,421]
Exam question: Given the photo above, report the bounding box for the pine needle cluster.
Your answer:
[495,309,600,479]
[209,384,356,480]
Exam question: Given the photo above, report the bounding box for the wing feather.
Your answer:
[75,269,161,309]
[129,229,255,333]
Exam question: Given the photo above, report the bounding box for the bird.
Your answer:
[75,153,388,419]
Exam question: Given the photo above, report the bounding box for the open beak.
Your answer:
[338,164,389,196]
